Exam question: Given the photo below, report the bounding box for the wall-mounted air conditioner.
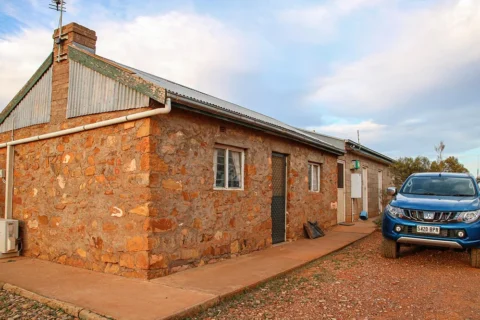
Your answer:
[0,219,19,258]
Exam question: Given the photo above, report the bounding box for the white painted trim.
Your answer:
[362,167,369,213]
[337,159,346,223]
[308,163,320,192]
[213,146,245,191]
[4,146,14,220]
[378,170,383,213]
[284,155,288,242]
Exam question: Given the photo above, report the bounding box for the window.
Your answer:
[214,146,244,189]
[308,163,320,192]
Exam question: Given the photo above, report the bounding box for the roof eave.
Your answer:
[347,140,394,164]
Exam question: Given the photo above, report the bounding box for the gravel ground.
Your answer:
[190,231,480,320]
[0,290,75,320]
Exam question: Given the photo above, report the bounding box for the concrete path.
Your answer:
[0,221,376,320]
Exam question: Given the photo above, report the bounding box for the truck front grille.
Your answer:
[403,210,459,223]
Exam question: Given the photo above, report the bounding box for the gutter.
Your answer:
[2,98,171,220]
[168,93,345,156]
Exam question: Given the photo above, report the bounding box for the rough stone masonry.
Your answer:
[0,23,340,279]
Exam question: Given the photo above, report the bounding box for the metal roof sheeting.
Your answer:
[347,140,395,164]
[0,66,52,133]
[67,60,149,118]
[299,129,346,151]
[114,63,344,154]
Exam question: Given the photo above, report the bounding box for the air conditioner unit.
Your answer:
[0,219,19,258]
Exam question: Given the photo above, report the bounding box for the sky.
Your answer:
[0,0,479,175]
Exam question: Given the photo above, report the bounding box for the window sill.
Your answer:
[214,187,244,191]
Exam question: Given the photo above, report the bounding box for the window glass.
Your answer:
[308,163,320,192]
[215,149,225,188]
[228,150,242,188]
[312,165,319,192]
[308,164,312,190]
[400,176,477,196]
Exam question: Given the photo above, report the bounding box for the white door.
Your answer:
[362,167,368,213]
[337,161,345,223]
[378,171,383,214]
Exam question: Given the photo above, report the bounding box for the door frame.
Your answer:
[271,152,288,244]
[337,160,346,223]
[362,167,368,213]
[378,170,383,214]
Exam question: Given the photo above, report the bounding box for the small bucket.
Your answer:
[359,211,368,221]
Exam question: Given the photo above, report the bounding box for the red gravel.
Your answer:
[190,231,480,320]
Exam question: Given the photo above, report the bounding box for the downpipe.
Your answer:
[2,98,171,219]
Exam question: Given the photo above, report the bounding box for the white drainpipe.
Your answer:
[2,98,171,219]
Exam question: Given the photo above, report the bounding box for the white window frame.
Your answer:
[213,145,245,191]
[308,163,321,192]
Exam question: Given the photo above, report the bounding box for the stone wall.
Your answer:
[146,105,338,278]
[0,116,155,278]
[0,102,339,279]
[340,152,392,222]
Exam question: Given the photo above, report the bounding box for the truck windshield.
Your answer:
[401,176,477,197]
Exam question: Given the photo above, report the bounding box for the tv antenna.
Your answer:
[49,0,67,62]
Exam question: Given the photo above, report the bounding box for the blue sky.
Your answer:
[1,0,479,175]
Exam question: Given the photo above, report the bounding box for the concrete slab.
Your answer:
[0,258,216,320]
[331,221,378,234]
[0,221,376,320]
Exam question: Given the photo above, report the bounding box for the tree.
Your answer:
[390,155,470,189]
[390,156,431,189]
[431,156,469,173]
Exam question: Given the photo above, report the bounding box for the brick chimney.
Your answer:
[51,23,97,126]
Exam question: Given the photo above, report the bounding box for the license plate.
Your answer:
[416,225,440,234]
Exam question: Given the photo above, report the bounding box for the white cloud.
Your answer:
[93,12,258,100]
[308,0,480,114]
[0,10,259,109]
[307,120,386,144]
[278,0,384,42]
[0,28,53,108]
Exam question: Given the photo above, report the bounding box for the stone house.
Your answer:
[0,23,353,279]
[301,130,394,223]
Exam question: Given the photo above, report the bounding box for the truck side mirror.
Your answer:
[386,187,397,196]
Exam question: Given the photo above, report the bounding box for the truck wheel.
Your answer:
[382,237,399,259]
[471,248,480,268]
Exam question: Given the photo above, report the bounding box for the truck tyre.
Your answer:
[382,237,399,259]
[471,248,480,268]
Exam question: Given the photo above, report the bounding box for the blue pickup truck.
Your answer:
[382,172,480,267]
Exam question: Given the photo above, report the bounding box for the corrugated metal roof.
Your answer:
[346,140,395,164]
[299,129,346,151]
[113,63,344,154]
[0,66,52,133]
[0,53,53,126]
[300,129,394,164]
[67,60,149,118]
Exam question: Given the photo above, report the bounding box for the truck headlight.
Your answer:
[458,210,480,223]
[386,204,404,218]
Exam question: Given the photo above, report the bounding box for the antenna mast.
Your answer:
[49,0,67,62]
